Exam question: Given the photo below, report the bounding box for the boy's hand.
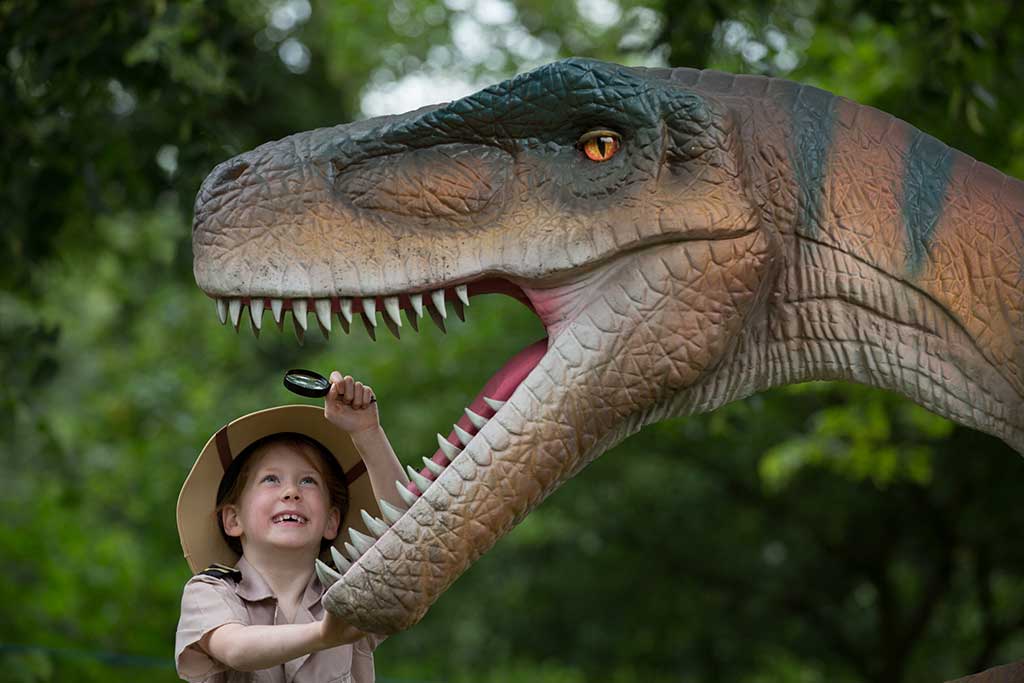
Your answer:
[318,606,366,649]
[324,371,380,434]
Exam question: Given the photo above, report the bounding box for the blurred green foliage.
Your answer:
[1,1,1023,682]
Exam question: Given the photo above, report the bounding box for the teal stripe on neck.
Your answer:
[786,84,837,237]
[902,131,954,276]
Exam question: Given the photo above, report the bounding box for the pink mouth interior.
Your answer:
[407,337,548,494]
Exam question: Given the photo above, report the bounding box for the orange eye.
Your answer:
[579,130,621,162]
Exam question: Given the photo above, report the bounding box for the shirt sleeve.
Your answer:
[174,576,250,682]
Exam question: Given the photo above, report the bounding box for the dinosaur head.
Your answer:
[193,58,779,633]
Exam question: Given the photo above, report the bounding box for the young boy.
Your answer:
[175,372,409,682]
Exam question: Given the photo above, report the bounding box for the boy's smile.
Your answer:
[272,512,309,525]
[222,443,341,556]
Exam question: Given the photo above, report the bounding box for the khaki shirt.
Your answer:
[175,557,382,683]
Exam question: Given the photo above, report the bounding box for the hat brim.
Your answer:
[177,404,380,574]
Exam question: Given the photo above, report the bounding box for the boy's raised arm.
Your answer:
[324,372,410,512]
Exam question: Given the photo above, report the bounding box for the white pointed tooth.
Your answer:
[455,284,470,307]
[464,407,487,429]
[406,465,433,494]
[396,480,419,507]
[271,298,284,324]
[315,299,332,331]
[452,424,474,447]
[383,296,403,328]
[362,298,378,327]
[249,299,264,330]
[379,499,406,525]
[436,433,461,460]
[483,396,506,412]
[292,299,308,330]
[216,299,227,325]
[343,541,361,562]
[339,298,353,324]
[315,558,342,585]
[228,299,242,327]
[423,456,445,477]
[360,509,390,538]
[330,545,351,572]
[430,289,447,319]
[349,527,375,555]
[410,293,423,318]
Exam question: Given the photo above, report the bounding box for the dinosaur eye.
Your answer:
[578,130,621,162]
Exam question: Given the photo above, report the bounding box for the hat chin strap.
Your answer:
[215,426,233,471]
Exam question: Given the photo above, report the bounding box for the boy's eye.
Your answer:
[300,476,318,486]
[261,474,279,484]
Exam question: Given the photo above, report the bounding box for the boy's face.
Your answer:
[221,443,341,555]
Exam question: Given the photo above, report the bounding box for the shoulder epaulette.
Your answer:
[199,563,242,582]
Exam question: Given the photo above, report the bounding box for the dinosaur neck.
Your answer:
[769,93,1023,450]
[663,74,1024,451]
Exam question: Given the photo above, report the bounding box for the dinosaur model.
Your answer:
[191,58,1023,637]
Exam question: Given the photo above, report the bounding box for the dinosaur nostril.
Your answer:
[217,161,249,185]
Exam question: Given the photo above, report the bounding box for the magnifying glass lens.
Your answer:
[283,369,330,397]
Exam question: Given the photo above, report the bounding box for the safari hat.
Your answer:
[177,404,380,574]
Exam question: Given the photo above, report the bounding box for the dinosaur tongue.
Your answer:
[422,337,547,472]
[474,337,547,404]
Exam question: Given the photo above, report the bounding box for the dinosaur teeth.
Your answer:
[349,527,375,555]
[315,298,332,332]
[292,299,308,331]
[230,286,484,339]
[379,499,405,525]
[249,298,264,330]
[436,433,461,460]
[422,456,445,477]
[384,296,403,328]
[452,424,474,447]
[338,297,353,325]
[343,541,361,562]
[362,298,377,327]
[483,396,505,412]
[464,407,487,429]
[429,289,447,320]
[228,299,242,329]
[406,465,433,494]
[315,558,342,586]
[271,298,284,325]
[360,509,390,538]
[216,299,227,325]
[455,284,469,307]
[396,480,419,507]
[330,545,351,572]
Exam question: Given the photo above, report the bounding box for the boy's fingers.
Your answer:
[330,370,343,384]
[343,377,355,402]
[353,382,365,408]
[363,386,373,405]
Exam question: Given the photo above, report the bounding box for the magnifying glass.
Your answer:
[283,369,376,402]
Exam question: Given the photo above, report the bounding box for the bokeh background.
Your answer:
[3,2,1024,681]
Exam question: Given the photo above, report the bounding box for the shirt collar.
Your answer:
[234,555,325,608]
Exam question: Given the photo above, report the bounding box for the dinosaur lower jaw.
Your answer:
[320,324,588,634]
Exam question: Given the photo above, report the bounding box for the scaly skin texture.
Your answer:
[192,59,1023,634]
